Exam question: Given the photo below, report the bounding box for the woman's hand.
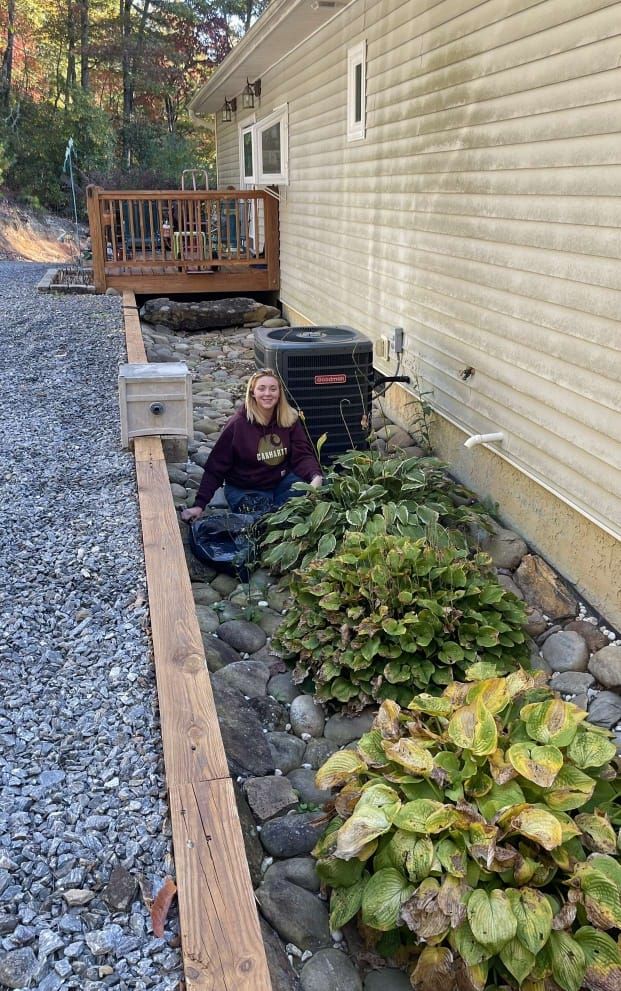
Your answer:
[180,506,204,523]
[310,475,323,489]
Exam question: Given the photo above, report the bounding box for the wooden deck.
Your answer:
[87,186,279,295]
[124,295,272,990]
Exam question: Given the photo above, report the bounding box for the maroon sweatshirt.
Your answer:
[194,409,322,509]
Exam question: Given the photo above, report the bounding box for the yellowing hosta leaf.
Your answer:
[489,748,518,786]
[450,921,490,966]
[521,699,587,747]
[548,930,586,991]
[448,702,498,756]
[315,749,367,790]
[382,738,434,777]
[466,678,511,714]
[407,693,454,717]
[360,867,415,931]
[574,926,621,991]
[567,729,618,770]
[508,806,564,851]
[505,668,537,699]
[467,889,517,952]
[375,699,402,739]
[460,961,488,991]
[507,742,564,788]
[505,887,553,956]
[544,764,596,812]
[392,799,444,833]
[573,862,621,930]
[499,936,536,986]
[575,813,617,855]
[407,836,435,882]
[335,784,401,860]
[411,946,454,991]
[329,874,368,930]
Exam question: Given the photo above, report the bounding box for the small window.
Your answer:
[347,40,366,141]
[239,106,289,186]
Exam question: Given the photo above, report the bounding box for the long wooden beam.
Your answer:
[123,293,272,990]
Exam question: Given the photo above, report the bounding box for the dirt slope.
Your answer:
[0,196,80,262]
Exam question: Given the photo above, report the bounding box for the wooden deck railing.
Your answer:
[86,185,279,294]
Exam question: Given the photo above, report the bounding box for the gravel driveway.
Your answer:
[0,264,181,990]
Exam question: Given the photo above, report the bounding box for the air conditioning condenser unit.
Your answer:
[253,326,373,460]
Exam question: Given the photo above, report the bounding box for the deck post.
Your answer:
[86,185,107,293]
[264,193,280,290]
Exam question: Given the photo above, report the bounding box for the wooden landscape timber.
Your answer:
[123,292,272,990]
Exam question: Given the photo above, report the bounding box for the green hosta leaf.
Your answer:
[382,618,407,636]
[575,814,617,855]
[567,729,618,769]
[382,738,434,777]
[330,677,359,702]
[544,764,596,812]
[505,887,553,956]
[466,677,511,714]
[392,799,444,833]
[548,930,586,991]
[499,937,536,985]
[467,889,517,952]
[360,867,415,931]
[315,749,367,790]
[507,805,564,851]
[316,856,365,888]
[521,699,587,747]
[448,702,498,756]
[450,921,490,966]
[574,926,621,991]
[317,532,337,558]
[407,693,453,717]
[309,501,332,529]
[507,742,564,788]
[438,641,465,664]
[477,780,526,821]
[329,873,368,930]
[358,730,390,767]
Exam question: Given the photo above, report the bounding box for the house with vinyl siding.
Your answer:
[189,0,621,627]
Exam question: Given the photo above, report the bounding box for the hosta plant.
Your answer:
[262,450,488,573]
[274,532,529,711]
[312,671,621,991]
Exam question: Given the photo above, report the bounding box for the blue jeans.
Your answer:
[224,472,303,515]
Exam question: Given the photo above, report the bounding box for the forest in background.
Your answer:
[0,0,268,214]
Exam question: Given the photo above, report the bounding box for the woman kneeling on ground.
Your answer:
[181,369,322,522]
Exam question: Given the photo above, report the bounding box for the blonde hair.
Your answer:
[245,370,298,428]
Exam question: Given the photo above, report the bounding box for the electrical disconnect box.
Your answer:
[118,362,193,448]
[375,336,391,361]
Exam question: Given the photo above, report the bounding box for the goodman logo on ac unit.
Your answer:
[314,373,347,385]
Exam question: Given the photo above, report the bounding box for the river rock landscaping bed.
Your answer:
[142,307,621,989]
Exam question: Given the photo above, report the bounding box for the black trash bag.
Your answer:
[188,512,261,582]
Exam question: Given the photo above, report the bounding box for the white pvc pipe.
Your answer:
[463,432,505,449]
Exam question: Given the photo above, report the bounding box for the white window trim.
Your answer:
[347,39,366,142]
[238,104,289,186]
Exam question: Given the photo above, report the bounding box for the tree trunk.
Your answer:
[66,0,77,100]
[0,0,16,108]
[79,0,90,90]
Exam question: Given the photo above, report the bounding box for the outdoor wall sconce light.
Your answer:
[241,78,261,110]
[221,97,236,123]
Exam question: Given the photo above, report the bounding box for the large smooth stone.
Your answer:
[564,621,610,654]
[261,920,302,991]
[588,691,621,729]
[514,555,578,621]
[217,619,267,653]
[233,781,265,888]
[290,695,326,738]
[203,636,242,671]
[212,659,270,698]
[541,631,589,673]
[478,522,528,570]
[300,948,362,991]
[195,604,220,634]
[266,732,307,774]
[304,738,338,769]
[324,710,375,746]
[287,768,332,807]
[364,969,411,990]
[249,696,288,732]
[244,776,299,822]
[550,671,595,695]
[256,878,331,951]
[260,811,325,858]
[263,857,320,893]
[268,672,298,704]
[212,684,274,777]
[192,583,222,606]
[589,645,621,689]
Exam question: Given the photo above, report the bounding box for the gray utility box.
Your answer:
[118,362,193,448]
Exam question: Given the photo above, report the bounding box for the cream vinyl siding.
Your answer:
[215,0,621,538]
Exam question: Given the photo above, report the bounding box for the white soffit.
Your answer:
[189,0,351,116]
